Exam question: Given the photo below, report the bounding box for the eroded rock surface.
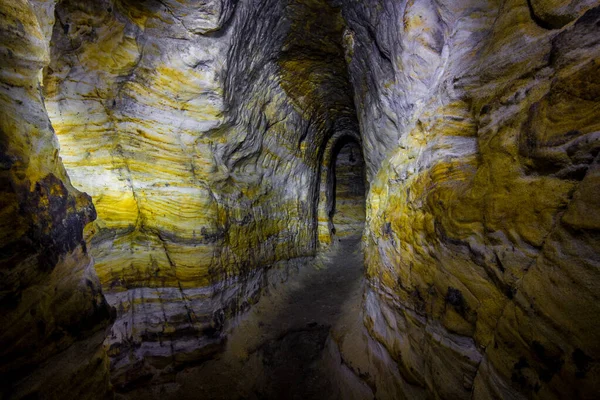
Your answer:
[40,0,358,387]
[121,235,366,400]
[0,0,112,397]
[341,0,600,398]
[1,0,599,398]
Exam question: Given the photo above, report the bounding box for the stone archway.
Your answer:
[331,140,366,237]
[316,132,365,247]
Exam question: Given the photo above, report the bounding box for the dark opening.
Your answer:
[330,140,366,237]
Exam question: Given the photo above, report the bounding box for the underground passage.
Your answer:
[1,0,600,399]
[330,140,366,238]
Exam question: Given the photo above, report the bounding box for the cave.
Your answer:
[317,133,365,246]
[1,0,600,399]
[329,138,366,238]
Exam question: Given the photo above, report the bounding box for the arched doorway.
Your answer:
[331,141,366,237]
[316,133,366,246]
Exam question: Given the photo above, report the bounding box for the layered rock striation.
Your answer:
[2,0,599,398]
[341,0,600,398]
[41,0,358,387]
[1,0,360,394]
[0,0,113,397]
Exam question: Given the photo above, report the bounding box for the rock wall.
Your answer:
[43,0,240,385]
[0,0,358,394]
[39,0,357,387]
[4,0,598,398]
[0,0,113,398]
[342,0,600,398]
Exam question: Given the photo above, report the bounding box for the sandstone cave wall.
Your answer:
[38,0,357,385]
[223,0,360,250]
[0,0,112,398]
[43,0,239,383]
[341,0,600,398]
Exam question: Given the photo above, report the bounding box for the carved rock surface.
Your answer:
[0,0,112,398]
[41,0,357,386]
[341,0,600,398]
[1,0,599,398]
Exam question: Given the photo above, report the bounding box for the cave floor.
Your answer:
[123,234,366,400]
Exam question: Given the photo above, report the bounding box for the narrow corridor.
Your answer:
[125,235,366,400]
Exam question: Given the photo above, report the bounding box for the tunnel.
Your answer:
[1,0,600,399]
[317,134,366,245]
[330,139,366,237]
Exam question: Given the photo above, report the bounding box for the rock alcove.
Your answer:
[1,0,600,399]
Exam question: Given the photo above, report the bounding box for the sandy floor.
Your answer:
[123,235,367,400]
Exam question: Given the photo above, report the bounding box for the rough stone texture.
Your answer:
[39,0,357,386]
[341,0,600,398]
[3,0,599,398]
[43,0,238,384]
[0,0,113,398]
[0,0,358,394]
